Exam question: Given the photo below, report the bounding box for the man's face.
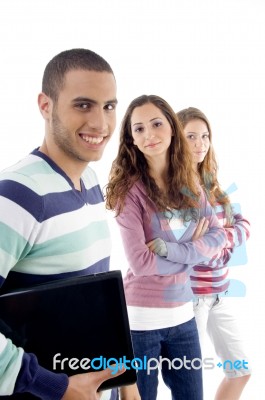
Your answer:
[48,69,117,164]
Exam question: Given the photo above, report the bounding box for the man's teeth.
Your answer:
[81,135,104,144]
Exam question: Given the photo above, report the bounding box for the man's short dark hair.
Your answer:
[42,48,114,102]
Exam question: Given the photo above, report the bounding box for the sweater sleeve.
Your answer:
[0,334,23,395]
[196,205,250,268]
[0,334,68,398]
[0,176,41,286]
[165,191,227,264]
[14,352,68,399]
[224,213,250,249]
[0,177,69,398]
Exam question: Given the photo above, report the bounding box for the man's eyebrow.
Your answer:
[72,97,118,104]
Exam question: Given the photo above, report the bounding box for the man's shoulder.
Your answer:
[0,153,44,189]
[0,153,46,217]
[0,152,70,196]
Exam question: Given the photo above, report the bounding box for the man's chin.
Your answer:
[86,152,105,163]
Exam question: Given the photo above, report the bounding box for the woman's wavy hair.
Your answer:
[176,107,233,225]
[105,95,200,218]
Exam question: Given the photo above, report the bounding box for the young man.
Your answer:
[0,49,124,400]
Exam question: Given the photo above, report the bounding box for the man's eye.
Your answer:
[105,103,116,111]
[76,103,90,110]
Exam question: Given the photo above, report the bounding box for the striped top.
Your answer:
[0,149,111,398]
[190,203,250,295]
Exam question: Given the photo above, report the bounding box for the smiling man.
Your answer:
[39,54,117,190]
[0,49,124,400]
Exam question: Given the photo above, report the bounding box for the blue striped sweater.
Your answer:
[0,149,112,398]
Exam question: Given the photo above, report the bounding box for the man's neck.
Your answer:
[38,144,87,191]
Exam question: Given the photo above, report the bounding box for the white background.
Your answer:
[0,1,264,398]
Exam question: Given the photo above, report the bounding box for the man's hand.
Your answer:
[62,365,125,400]
[119,383,141,400]
[192,217,209,241]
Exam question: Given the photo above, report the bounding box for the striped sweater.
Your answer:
[190,203,250,295]
[0,149,112,398]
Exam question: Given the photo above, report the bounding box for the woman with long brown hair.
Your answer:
[106,95,226,400]
[177,106,251,400]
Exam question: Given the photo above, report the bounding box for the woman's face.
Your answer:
[130,103,172,160]
[183,118,210,166]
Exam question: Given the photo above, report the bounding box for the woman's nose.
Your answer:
[145,129,155,140]
[194,137,203,147]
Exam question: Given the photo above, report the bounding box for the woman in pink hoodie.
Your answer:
[106,95,226,400]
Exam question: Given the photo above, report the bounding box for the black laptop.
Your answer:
[0,270,137,396]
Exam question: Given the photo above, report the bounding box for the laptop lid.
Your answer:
[0,270,137,392]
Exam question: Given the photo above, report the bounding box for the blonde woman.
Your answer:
[177,106,251,400]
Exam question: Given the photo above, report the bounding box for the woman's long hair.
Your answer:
[177,107,233,225]
[105,95,200,218]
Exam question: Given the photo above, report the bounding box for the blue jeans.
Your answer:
[131,318,203,400]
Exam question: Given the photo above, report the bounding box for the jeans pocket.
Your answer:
[131,330,147,336]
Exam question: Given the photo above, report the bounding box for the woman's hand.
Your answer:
[192,217,209,241]
[147,238,168,257]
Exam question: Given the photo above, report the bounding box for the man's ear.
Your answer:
[38,92,53,120]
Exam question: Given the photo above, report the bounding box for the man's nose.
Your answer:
[86,108,107,132]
